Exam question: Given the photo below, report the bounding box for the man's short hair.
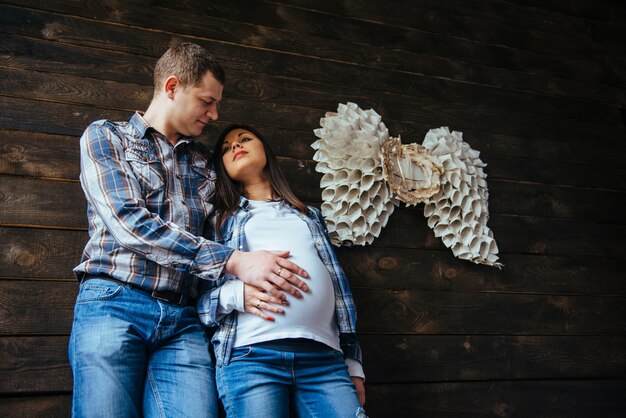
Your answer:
[153,42,225,93]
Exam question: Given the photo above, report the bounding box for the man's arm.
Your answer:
[81,122,307,296]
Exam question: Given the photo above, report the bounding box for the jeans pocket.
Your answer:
[76,280,124,304]
[229,345,253,361]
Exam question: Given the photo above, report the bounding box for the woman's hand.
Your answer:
[243,283,285,321]
[351,376,366,406]
[225,250,309,300]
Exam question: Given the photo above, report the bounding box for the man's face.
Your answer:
[171,71,223,138]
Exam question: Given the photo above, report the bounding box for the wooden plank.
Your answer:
[2,38,623,144]
[0,336,72,393]
[487,180,626,221]
[0,176,86,228]
[360,335,626,383]
[165,0,626,63]
[505,0,625,23]
[0,96,129,137]
[376,207,626,258]
[0,227,86,279]
[1,381,625,417]
[352,288,626,335]
[2,5,626,113]
[0,280,77,335]
[0,395,71,418]
[0,130,82,179]
[336,246,626,296]
[1,334,624,394]
[1,279,624,335]
[355,0,626,46]
[5,0,624,95]
[364,379,626,417]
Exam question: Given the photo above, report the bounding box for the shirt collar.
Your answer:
[129,112,151,139]
[129,111,195,147]
[238,196,250,210]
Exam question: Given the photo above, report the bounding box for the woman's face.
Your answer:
[221,128,267,183]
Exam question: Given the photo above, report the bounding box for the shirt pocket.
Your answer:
[125,145,165,194]
[191,154,216,203]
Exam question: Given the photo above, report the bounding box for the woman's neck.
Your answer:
[243,178,274,201]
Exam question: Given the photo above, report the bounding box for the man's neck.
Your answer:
[143,100,180,146]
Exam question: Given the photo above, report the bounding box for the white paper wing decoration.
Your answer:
[313,103,502,268]
[421,127,502,268]
[312,102,396,246]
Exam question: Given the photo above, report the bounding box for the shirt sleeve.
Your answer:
[79,121,234,281]
[345,358,365,380]
[217,279,245,314]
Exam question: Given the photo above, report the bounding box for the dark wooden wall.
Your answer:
[1,1,626,416]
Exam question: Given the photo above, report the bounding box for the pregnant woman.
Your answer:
[197,124,367,418]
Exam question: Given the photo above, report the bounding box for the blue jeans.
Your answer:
[68,278,218,418]
[216,344,366,418]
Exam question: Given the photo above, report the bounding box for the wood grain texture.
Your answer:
[1,381,625,418]
[2,334,623,394]
[335,246,626,296]
[0,395,72,418]
[1,1,625,415]
[364,379,626,417]
[0,227,86,279]
[0,280,78,335]
[353,287,626,335]
[1,279,624,336]
[5,0,624,100]
[0,336,72,393]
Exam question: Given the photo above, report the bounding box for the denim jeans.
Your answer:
[68,278,218,418]
[216,344,366,418]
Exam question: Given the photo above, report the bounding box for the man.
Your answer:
[69,42,308,418]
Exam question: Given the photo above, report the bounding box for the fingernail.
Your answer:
[278,310,284,314]
[295,292,302,298]
[281,300,289,306]
[267,317,275,322]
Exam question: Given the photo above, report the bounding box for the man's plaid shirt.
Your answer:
[74,112,233,297]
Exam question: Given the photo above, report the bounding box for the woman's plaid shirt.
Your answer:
[197,197,363,367]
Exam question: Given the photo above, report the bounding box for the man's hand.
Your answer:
[225,250,309,299]
[243,284,285,321]
[351,376,366,406]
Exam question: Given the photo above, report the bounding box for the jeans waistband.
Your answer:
[82,274,194,306]
[252,338,332,353]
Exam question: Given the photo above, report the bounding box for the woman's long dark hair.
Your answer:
[213,124,307,238]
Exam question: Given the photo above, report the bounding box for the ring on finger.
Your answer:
[276,267,283,276]
[256,300,262,308]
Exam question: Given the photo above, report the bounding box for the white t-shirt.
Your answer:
[217,200,364,378]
